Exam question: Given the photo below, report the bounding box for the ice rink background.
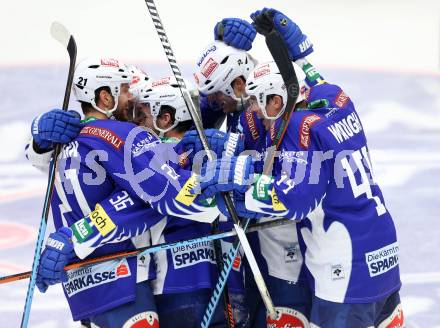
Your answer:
[0,0,439,327]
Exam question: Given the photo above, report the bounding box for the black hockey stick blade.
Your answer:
[50,21,77,110]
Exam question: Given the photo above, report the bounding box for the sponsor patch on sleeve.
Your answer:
[175,174,199,206]
[334,90,350,108]
[299,114,321,149]
[271,187,287,211]
[252,174,272,201]
[89,204,116,237]
[71,218,94,243]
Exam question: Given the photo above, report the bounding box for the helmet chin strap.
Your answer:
[262,104,286,121]
[153,118,178,137]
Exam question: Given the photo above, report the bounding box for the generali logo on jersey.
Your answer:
[299,114,321,149]
[100,58,119,67]
[201,58,218,78]
[80,126,124,150]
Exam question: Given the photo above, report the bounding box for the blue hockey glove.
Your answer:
[250,8,313,61]
[216,192,264,219]
[36,227,75,293]
[179,129,244,160]
[194,155,254,199]
[31,109,81,150]
[214,18,257,51]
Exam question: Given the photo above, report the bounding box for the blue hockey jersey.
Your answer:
[237,109,307,284]
[49,118,219,319]
[245,83,401,303]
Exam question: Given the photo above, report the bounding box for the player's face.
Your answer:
[135,103,157,133]
[265,96,282,118]
[231,76,247,99]
[114,83,133,121]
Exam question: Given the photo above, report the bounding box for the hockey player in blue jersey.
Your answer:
[124,75,250,327]
[193,8,404,328]
[27,57,223,327]
[185,22,314,327]
[27,69,250,327]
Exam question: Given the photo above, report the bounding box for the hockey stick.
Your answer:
[201,12,302,327]
[1,218,293,284]
[20,22,76,328]
[143,1,234,325]
[143,0,278,325]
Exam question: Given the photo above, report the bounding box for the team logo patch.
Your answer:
[122,311,159,328]
[334,90,350,108]
[365,242,399,277]
[63,259,131,297]
[201,58,218,78]
[285,244,299,263]
[80,126,124,150]
[299,114,321,149]
[331,264,345,280]
[266,307,309,328]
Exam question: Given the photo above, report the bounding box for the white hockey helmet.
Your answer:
[194,41,257,99]
[128,65,150,101]
[138,76,195,133]
[245,61,307,120]
[73,57,132,117]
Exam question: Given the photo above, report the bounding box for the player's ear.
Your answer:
[158,112,172,128]
[272,95,284,111]
[98,89,113,108]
